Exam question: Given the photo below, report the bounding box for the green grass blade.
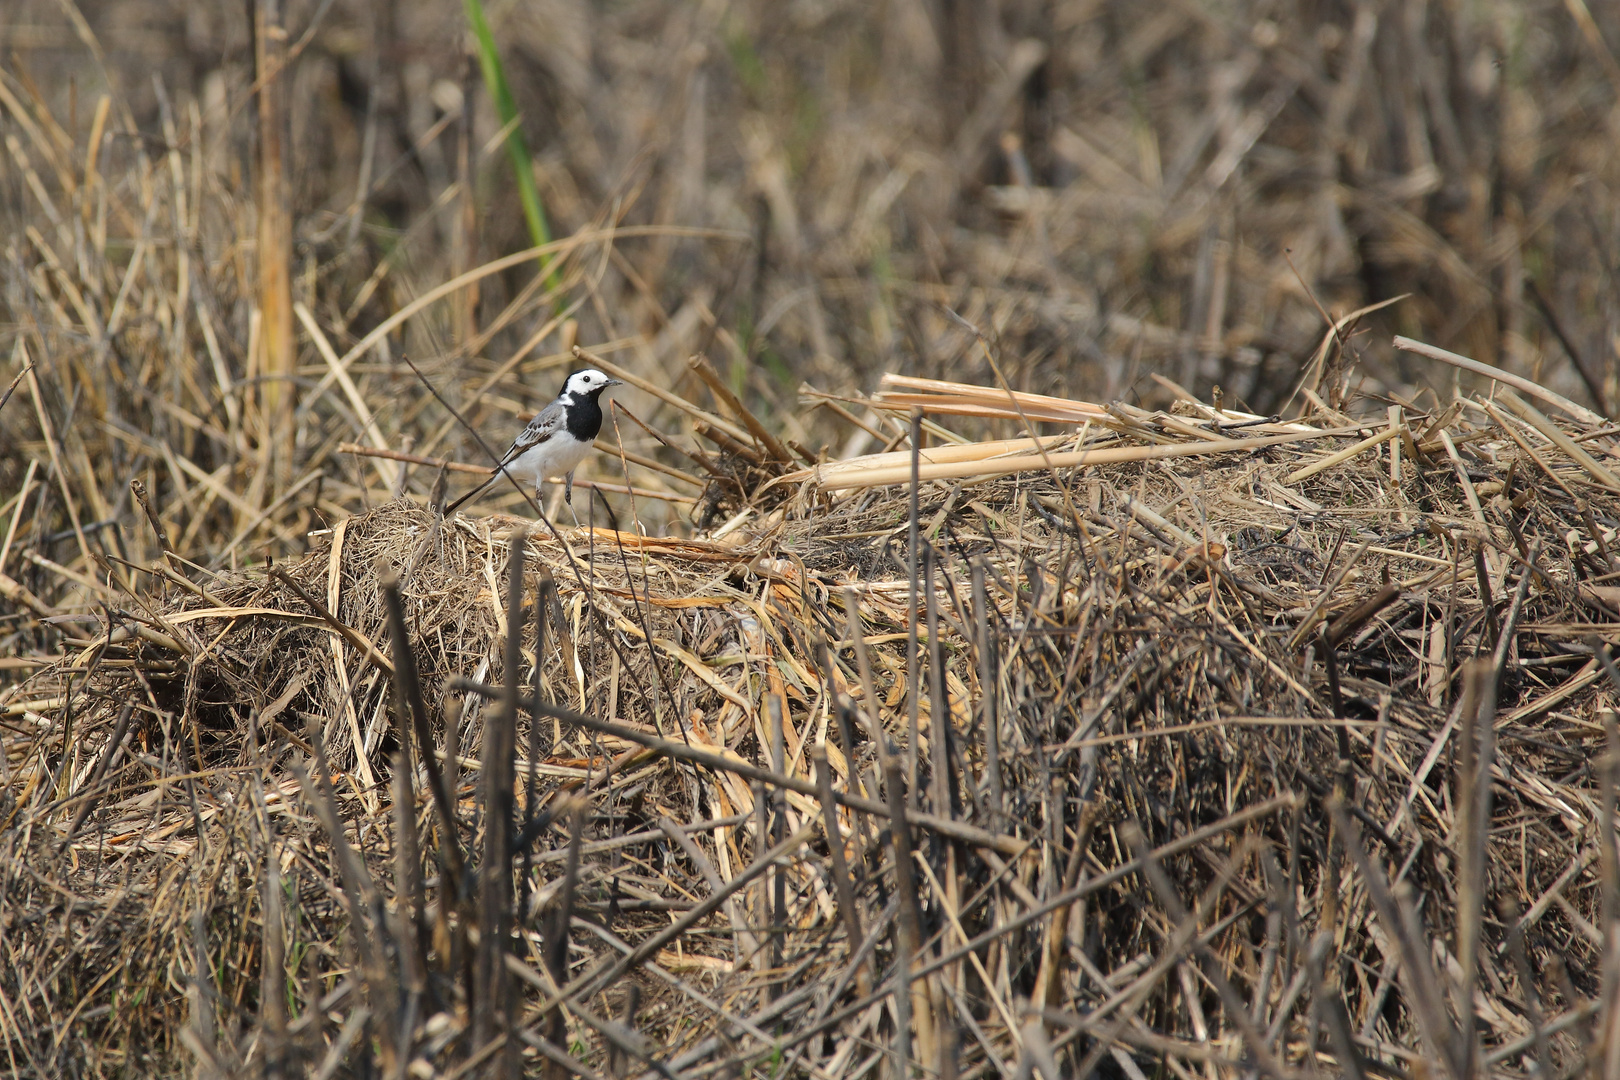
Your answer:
[464,0,561,293]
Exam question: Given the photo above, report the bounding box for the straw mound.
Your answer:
[6,389,1620,1078]
[118,501,770,779]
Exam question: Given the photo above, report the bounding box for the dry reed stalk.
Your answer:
[884,759,934,1069]
[252,0,295,485]
[383,576,463,889]
[872,374,1115,425]
[791,424,1359,490]
[906,409,923,801]
[1395,336,1605,426]
[1496,388,1620,491]
[688,354,796,464]
[471,530,524,1073]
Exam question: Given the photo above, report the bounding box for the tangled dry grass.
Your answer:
[11,0,1620,1078]
[10,379,1620,1079]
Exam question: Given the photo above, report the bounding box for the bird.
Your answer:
[444,368,622,518]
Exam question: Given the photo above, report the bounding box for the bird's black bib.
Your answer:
[564,388,608,443]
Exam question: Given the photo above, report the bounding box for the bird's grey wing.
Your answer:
[446,400,566,514]
[496,401,567,466]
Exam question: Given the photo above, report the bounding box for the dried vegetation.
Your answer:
[8,2,1620,1079]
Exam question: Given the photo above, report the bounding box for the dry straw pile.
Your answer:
[10,1,1620,1078]
[10,357,1620,1079]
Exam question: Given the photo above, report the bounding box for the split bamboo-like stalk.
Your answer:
[787,425,1356,490]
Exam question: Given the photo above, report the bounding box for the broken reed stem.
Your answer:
[520,570,554,923]
[907,407,923,802]
[1599,713,1620,1073]
[834,699,876,879]
[130,477,177,563]
[391,749,428,998]
[970,560,1002,818]
[812,630,877,860]
[608,983,642,1080]
[1499,895,1554,1078]
[1494,545,1536,682]
[1304,931,1368,1080]
[812,744,867,991]
[768,693,787,996]
[687,353,795,464]
[544,802,585,1068]
[1456,659,1497,1077]
[473,528,524,1071]
[1474,543,1501,652]
[260,830,289,1079]
[292,727,403,1074]
[884,759,933,1069]
[1324,572,1401,648]
[924,544,954,823]
[1393,335,1605,426]
[753,777,769,982]
[270,565,393,675]
[1328,797,1462,1075]
[382,577,463,889]
[1318,627,1349,760]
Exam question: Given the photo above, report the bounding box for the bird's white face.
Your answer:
[562,369,618,399]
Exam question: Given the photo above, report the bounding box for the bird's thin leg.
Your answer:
[562,471,584,526]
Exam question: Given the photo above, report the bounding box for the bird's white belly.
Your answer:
[508,436,592,488]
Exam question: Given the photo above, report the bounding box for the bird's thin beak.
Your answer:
[606,378,624,387]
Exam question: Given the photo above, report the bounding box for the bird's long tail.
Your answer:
[443,469,500,515]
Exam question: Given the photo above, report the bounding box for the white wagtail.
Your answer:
[444,368,622,518]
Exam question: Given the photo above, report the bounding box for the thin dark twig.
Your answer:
[520,571,552,922]
[768,693,787,995]
[971,560,1002,816]
[1526,274,1609,416]
[907,408,922,801]
[813,744,866,977]
[0,363,33,418]
[925,544,958,821]
[885,760,922,1072]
